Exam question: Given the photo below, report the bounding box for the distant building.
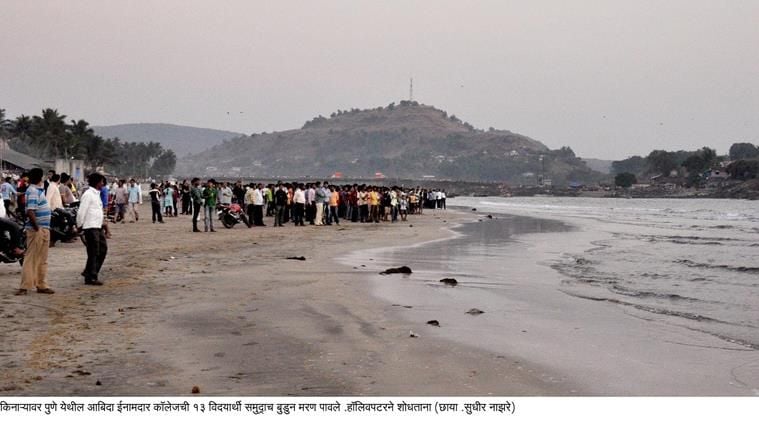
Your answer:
[55,159,85,181]
[0,142,47,172]
[374,172,386,180]
[707,169,729,180]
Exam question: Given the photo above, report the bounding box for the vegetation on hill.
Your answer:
[0,108,176,177]
[93,123,242,156]
[178,102,602,185]
[611,143,759,188]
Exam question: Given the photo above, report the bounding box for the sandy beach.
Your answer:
[0,208,564,396]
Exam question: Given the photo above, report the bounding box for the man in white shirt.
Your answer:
[219,182,233,206]
[76,172,111,286]
[45,173,63,211]
[292,184,306,226]
[252,183,265,226]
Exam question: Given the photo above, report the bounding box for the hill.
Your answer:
[93,123,242,156]
[177,102,602,185]
[582,158,613,174]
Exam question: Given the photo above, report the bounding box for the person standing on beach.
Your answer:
[327,185,339,225]
[127,179,142,222]
[202,179,217,232]
[273,183,287,227]
[77,173,111,286]
[252,183,265,226]
[112,180,128,223]
[292,183,306,226]
[190,178,203,232]
[15,168,54,295]
[1,177,17,213]
[313,182,325,226]
[148,183,164,224]
[181,181,191,215]
[244,183,256,228]
[163,183,175,217]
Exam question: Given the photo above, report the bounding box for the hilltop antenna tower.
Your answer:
[409,77,413,101]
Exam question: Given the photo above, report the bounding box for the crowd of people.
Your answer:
[4,171,448,297]
[129,179,448,232]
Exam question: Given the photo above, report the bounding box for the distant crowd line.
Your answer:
[135,179,448,232]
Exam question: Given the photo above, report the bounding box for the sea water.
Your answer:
[343,197,759,395]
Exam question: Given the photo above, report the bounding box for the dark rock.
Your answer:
[427,320,440,327]
[439,278,458,286]
[191,386,200,394]
[409,225,413,227]
[486,215,493,219]
[380,266,413,275]
[286,256,306,261]
[465,308,485,315]
[471,208,477,211]
[95,380,102,386]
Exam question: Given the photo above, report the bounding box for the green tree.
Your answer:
[150,150,176,177]
[614,172,637,188]
[612,156,647,175]
[647,150,679,175]
[729,143,759,160]
[726,160,759,180]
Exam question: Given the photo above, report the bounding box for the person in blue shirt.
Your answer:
[1,177,17,212]
[16,168,54,295]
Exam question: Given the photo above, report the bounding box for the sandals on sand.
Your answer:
[14,288,55,295]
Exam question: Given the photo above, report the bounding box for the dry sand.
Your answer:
[0,209,567,396]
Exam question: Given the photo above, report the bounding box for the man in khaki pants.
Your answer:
[16,168,54,295]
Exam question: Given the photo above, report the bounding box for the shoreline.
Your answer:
[0,208,564,396]
[438,198,759,395]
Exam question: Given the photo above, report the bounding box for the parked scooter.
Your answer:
[217,203,250,229]
[50,201,80,246]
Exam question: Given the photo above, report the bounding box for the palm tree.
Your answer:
[31,108,67,157]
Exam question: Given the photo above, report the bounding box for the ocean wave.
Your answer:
[675,259,759,274]
[609,285,703,303]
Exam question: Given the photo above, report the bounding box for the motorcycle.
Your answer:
[0,218,25,265]
[217,203,250,229]
[50,202,81,246]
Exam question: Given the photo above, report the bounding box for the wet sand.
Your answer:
[0,209,563,396]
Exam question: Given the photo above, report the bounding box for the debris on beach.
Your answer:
[409,224,413,227]
[427,320,440,327]
[286,256,307,261]
[486,215,493,219]
[465,308,485,315]
[380,266,413,275]
[191,386,200,394]
[440,278,458,286]
[95,380,102,386]
[471,208,477,211]
[409,331,419,338]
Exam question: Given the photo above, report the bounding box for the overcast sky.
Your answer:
[2,0,758,159]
